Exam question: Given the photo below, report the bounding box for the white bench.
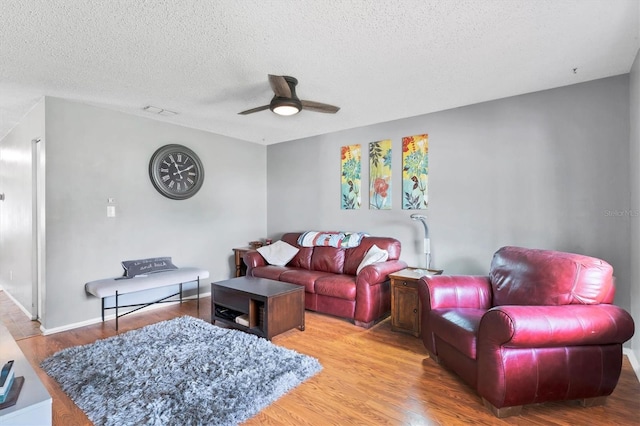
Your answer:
[85,267,209,330]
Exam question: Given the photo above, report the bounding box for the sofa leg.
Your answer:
[579,396,608,407]
[422,356,438,366]
[354,319,375,328]
[482,398,522,418]
[427,351,439,364]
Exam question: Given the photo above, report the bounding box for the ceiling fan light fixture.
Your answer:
[270,97,302,116]
[238,75,340,116]
[272,105,300,116]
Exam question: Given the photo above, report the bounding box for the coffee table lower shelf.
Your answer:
[211,316,265,336]
[211,277,305,340]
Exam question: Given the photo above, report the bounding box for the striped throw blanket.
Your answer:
[297,231,369,248]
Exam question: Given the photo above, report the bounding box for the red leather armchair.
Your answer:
[418,246,635,417]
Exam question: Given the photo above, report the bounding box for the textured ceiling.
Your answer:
[1,0,638,145]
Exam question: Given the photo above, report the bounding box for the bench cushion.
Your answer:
[85,267,209,298]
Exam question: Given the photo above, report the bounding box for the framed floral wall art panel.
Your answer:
[402,133,428,209]
[369,139,392,210]
[341,144,361,209]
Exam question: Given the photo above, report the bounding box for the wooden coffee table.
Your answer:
[211,276,305,340]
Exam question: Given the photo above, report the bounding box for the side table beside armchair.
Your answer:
[389,267,443,337]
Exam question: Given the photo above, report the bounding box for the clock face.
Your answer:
[149,144,204,200]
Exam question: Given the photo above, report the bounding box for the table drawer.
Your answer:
[395,279,419,289]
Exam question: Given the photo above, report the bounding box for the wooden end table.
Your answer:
[211,276,305,340]
[232,247,251,277]
[389,267,443,337]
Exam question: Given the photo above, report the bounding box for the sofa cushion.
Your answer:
[315,274,357,301]
[343,236,402,275]
[310,246,345,274]
[279,269,334,293]
[257,240,299,266]
[430,309,484,359]
[282,233,313,270]
[490,246,614,306]
[356,244,389,274]
[251,265,289,281]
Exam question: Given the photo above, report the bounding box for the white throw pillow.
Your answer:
[257,240,299,266]
[356,244,389,274]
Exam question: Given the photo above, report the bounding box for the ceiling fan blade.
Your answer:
[268,74,292,98]
[301,100,340,113]
[238,104,270,115]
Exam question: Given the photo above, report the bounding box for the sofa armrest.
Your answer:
[479,304,635,347]
[243,250,265,276]
[357,259,408,286]
[353,259,407,325]
[420,275,493,310]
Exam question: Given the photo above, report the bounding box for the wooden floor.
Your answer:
[5,297,640,425]
[0,290,42,340]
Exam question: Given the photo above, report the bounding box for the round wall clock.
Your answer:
[149,144,204,200]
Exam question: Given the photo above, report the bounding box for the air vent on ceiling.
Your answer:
[143,105,178,116]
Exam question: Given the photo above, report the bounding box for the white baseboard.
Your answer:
[624,347,640,382]
[40,292,210,335]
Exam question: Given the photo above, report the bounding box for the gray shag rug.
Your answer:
[41,315,322,426]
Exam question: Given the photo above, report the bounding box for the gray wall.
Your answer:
[0,98,45,318]
[630,49,640,365]
[41,97,266,329]
[2,76,634,338]
[268,76,632,312]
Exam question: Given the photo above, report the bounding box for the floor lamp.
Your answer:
[410,214,431,269]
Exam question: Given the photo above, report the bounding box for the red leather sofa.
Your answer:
[418,246,635,417]
[244,232,407,327]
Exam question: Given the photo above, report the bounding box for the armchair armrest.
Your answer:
[480,304,635,347]
[421,275,493,310]
[243,250,265,275]
[417,275,491,356]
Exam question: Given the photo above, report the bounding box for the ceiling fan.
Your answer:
[238,74,340,116]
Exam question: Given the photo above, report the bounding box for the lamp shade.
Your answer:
[270,97,302,115]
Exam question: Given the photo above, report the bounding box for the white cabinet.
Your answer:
[0,324,52,426]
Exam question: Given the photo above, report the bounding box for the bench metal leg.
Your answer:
[102,277,202,331]
[115,290,119,331]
